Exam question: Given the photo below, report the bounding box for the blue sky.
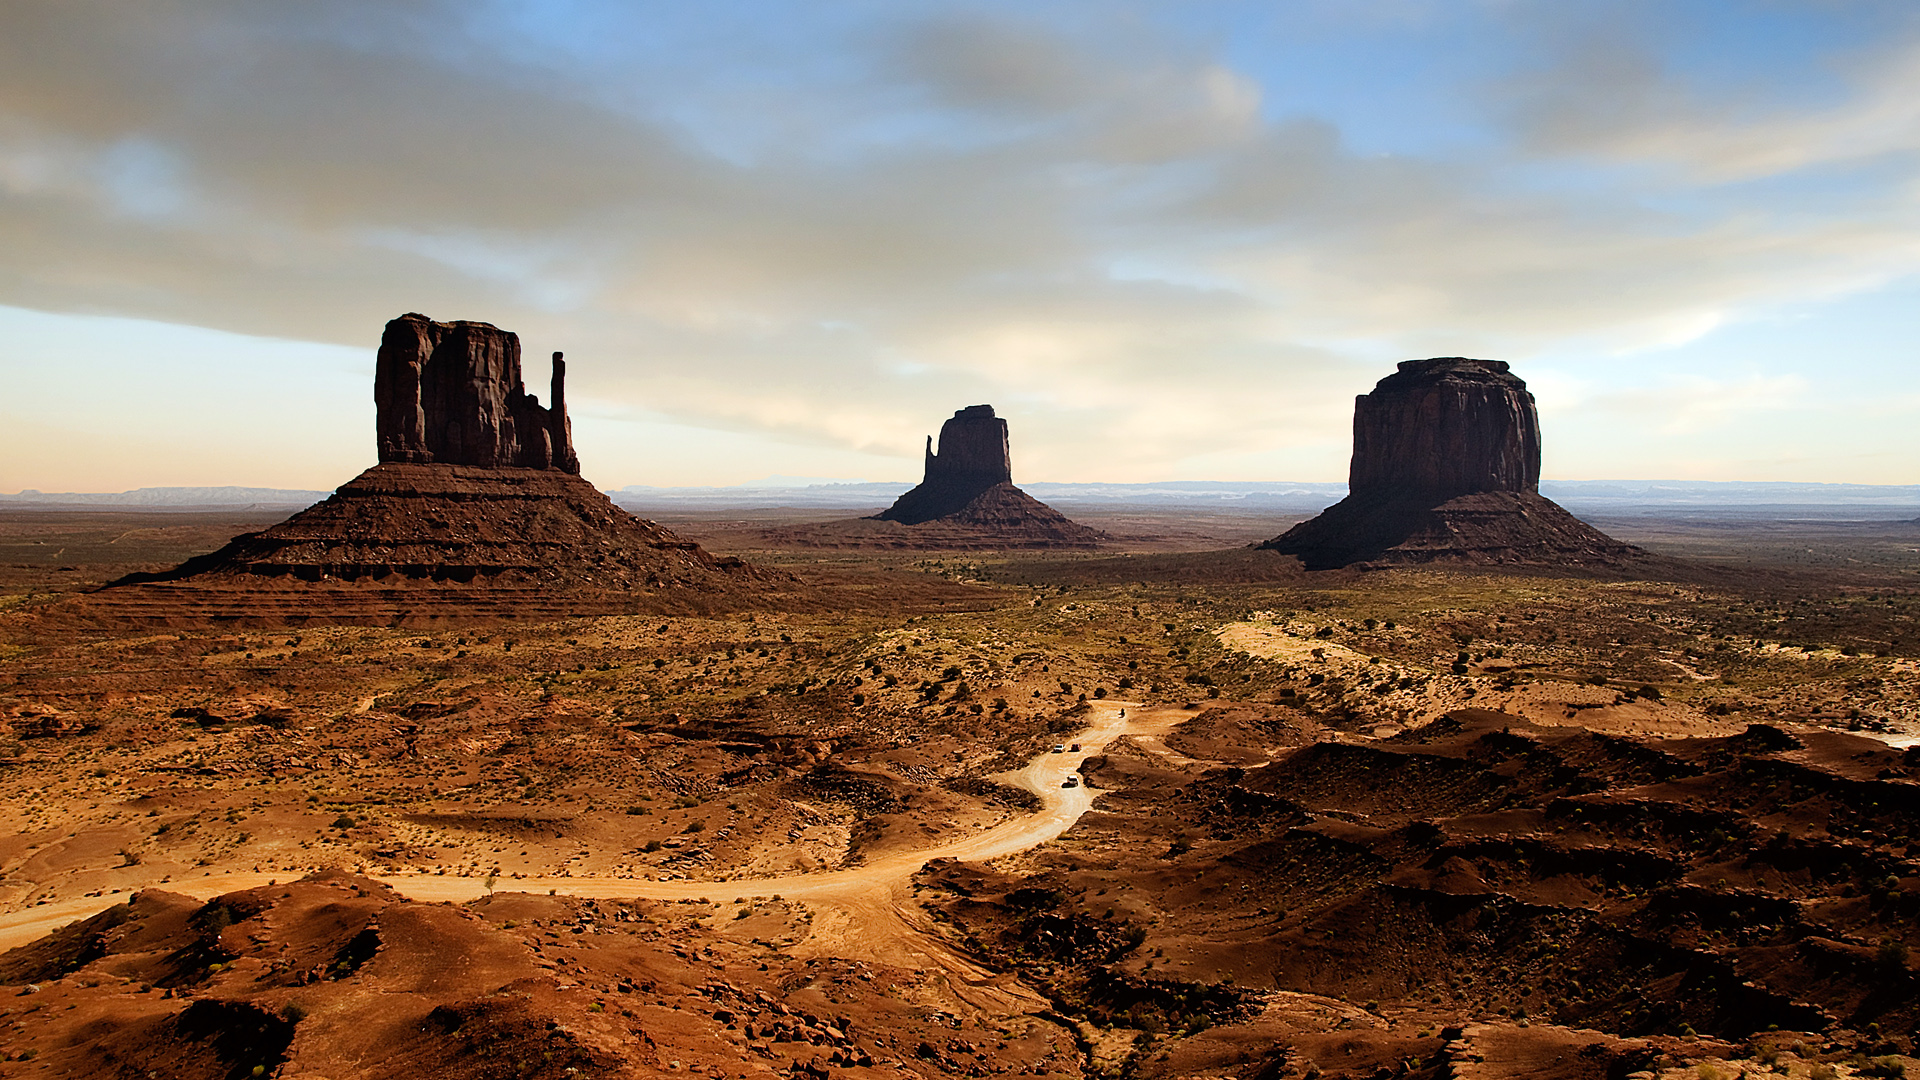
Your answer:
[2,0,1917,490]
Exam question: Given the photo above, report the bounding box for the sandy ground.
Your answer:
[0,701,1179,968]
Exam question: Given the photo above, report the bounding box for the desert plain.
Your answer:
[0,504,1917,1080]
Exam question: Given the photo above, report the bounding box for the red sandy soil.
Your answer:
[926,704,1920,1078]
[5,513,1920,1079]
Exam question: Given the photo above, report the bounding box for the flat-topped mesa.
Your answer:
[1261,357,1637,570]
[876,404,1014,524]
[375,313,578,473]
[1349,357,1540,500]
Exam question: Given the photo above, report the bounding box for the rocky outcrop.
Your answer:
[793,404,1109,549]
[375,313,577,473]
[114,464,752,590]
[1348,358,1540,499]
[875,405,1013,524]
[96,314,774,619]
[1262,358,1638,569]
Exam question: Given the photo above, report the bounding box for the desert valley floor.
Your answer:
[0,505,1918,1080]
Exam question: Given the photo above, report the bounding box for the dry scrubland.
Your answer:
[0,509,1918,1079]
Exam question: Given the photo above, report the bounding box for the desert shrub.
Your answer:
[1876,939,1911,976]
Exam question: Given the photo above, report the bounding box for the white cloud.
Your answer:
[1507,16,1920,181]
[0,1,1917,486]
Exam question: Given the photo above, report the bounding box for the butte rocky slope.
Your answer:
[758,406,1105,550]
[1262,358,1638,570]
[86,314,769,623]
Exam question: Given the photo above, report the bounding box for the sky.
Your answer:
[2,0,1919,492]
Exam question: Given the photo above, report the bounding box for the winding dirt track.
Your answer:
[0,702,1186,1002]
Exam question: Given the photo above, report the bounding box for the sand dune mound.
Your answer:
[72,465,779,624]
[938,704,1920,1077]
[759,482,1105,550]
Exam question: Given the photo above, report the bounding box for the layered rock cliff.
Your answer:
[1348,358,1540,499]
[1262,358,1637,569]
[375,313,577,473]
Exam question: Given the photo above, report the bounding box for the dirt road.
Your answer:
[0,702,1188,975]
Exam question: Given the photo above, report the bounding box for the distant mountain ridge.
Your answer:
[1,486,332,509]
[6,479,1919,513]
[609,479,1920,513]
[1539,480,1920,506]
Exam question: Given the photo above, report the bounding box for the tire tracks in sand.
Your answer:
[0,702,1191,1012]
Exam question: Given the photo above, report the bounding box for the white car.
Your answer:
[1062,775,1080,788]
[1052,744,1066,753]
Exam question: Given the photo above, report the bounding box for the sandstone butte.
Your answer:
[1261,357,1641,570]
[757,405,1105,550]
[89,314,771,622]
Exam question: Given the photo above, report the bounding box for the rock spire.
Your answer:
[754,404,1103,549]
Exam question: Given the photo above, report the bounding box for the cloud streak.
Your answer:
[2,0,1918,486]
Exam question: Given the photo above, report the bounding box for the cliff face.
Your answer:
[1263,358,1636,570]
[1349,357,1541,500]
[374,313,577,473]
[924,404,1013,488]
